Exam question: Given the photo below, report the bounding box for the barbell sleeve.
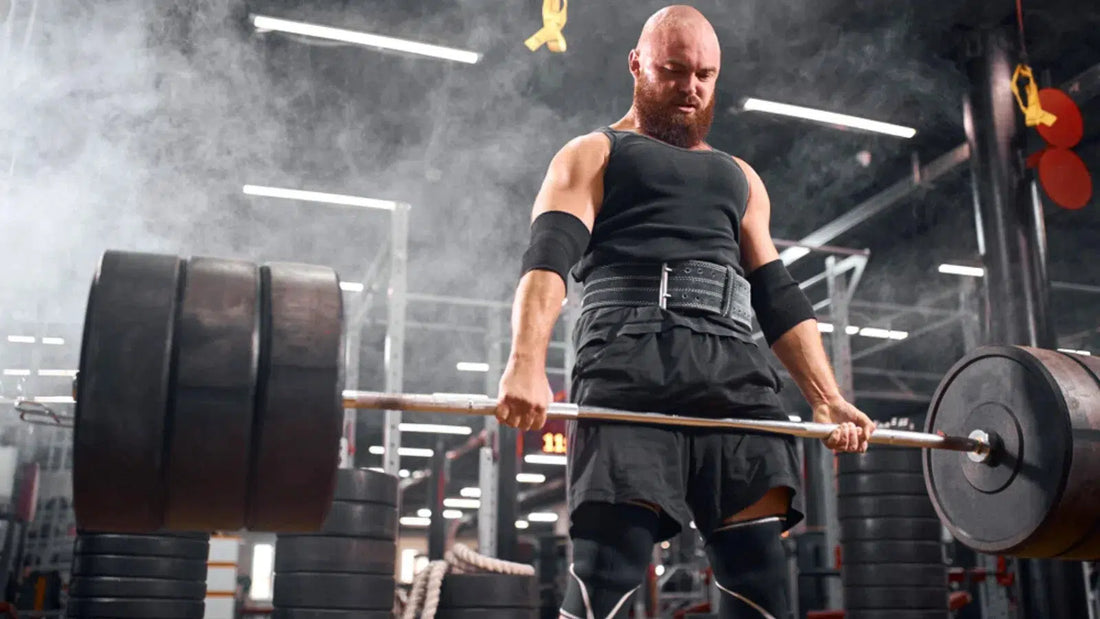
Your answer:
[343,390,991,456]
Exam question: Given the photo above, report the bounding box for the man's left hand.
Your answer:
[812,396,876,453]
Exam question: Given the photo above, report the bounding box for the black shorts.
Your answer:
[567,307,806,542]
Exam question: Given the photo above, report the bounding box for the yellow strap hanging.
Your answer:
[1010,64,1058,127]
[525,0,568,53]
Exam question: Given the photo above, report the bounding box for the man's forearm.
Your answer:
[508,270,567,368]
[770,319,844,408]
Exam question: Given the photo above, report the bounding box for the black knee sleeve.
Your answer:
[706,516,791,619]
[560,503,658,619]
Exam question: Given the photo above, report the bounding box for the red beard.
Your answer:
[633,73,716,148]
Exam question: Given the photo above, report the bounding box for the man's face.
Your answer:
[630,31,719,148]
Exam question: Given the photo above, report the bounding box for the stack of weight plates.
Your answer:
[272,468,398,619]
[436,573,539,619]
[837,432,949,619]
[67,532,210,619]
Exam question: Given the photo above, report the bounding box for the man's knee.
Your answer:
[707,516,790,619]
[560,503,658,619]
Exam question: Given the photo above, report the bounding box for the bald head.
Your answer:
[627,6,721,148]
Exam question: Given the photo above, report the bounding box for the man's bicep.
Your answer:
[735,157,781,273]
[530,134,607,230]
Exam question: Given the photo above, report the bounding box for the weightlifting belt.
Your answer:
[581,260,753,330]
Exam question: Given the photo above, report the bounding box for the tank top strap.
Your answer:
[596,126,622,154]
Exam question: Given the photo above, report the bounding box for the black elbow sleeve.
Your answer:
[520,211,591,285]
[748,259,816,345]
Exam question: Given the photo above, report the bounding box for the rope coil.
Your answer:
[401,543,535,619]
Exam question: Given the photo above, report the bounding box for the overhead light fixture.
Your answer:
[456,362,490,373]
[816,323,907,341]
[400,516,431,527]
[6,336,34,344]
[243,185,399,211]
[460,487,481,498]
[516,473,546,483]
[818,323,834,333]
[34,396,76,404]
[938,264,985,277]
[3,369,30,377]
[515,520,530,529]
[443,498,480,509]
[38,369,77,377]
[340,282,365,293]
[399,423,472,435]
[442,509,464,520]
[742,98,917,139]
[250,15,481,64]
[524,454,567,466]
[417,508,432,518]
[527,512,559,523]
[41,337,65,345]
[368,446,434,458]
[1058,348,1092,356]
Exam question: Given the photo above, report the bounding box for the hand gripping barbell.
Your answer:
[70,251,1100,560]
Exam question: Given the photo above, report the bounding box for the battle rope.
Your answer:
[401,543,536,619]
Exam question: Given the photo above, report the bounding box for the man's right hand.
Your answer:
[495,360,552,431]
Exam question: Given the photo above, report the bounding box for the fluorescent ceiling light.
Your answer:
[527,512,559,523]
[443,509,464,519]
[399,469,411,478]
[516,473,546,483]
[41,337,65,345]
[7,336,34,344]
[368,446,434,457]
[243,184,399,211]
[456,362,489,373]
[524,454,567,466]
[742,98,917,139]
[400,516,431,527]
[818,323,834,333]
[399,423,472,435]
[417,508,432,518]
[443,498,480,509]
[3,369,30,377]
[938,264,985,277]
[1058,348,1092,356]
[250,15,481,64]
[340,281,365,293]
[38,369,77,377]
[460,487,481,498]
[515,520,529,529]
[34,396,76,404]
[846,326,860,335]
[817,323,907,340]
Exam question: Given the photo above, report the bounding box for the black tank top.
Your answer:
[572,127,750,282]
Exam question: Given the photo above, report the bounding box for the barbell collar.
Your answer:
[343,390,990,456]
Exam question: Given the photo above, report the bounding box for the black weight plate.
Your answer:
[248,263,344,532]
[840,518,943,541]
[842,563,948,587]
[436,610,539,619]
[838,473,927,497]
[74,251,183,533]
[837,449,922,475]
[72,555,207,581]
[842,541,944,565]
[924,346,1100,558]
[65,597,205,618]
[845,585,949,610]
[439,573,538,608]
[166,257,259,530]
[69,576,206,600]
[838,495,937,520]
[319,501,398,539]
[333,468,398,505]
[275,536,395,574]
[272,573,394,610]
[271,611,391,619]
[847,612,950,619]
[74,534,210,560]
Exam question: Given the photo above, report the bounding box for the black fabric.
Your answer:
[568,309,805,542]
[746,259,816,346]
[520,211,591,286]
[560,503,658,619]
[707,518,791,619]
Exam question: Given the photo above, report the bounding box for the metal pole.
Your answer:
[820,256,848,609]
[963,26,1087,619]
[478,311,503,556]
[382,203,409,477]
[428,436,447,560]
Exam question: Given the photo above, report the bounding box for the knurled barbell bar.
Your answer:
[68,251,1100,560]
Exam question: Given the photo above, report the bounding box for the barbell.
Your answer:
[68,251,1100,560]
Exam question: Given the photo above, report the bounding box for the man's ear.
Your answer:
[628,49,641,79]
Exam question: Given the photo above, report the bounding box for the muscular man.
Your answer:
[496,6,876,618]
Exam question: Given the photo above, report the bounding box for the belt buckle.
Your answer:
[658,262,672,309]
